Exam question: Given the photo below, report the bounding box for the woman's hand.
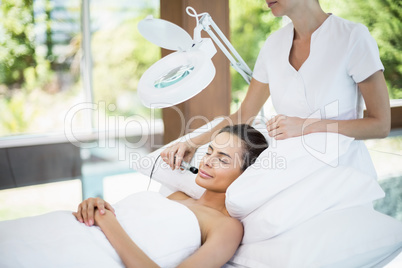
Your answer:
[266,115,314,140]
[94,208,116,227]
[160,141,197,170]
[72,197,115,226]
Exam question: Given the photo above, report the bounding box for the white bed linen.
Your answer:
[227,205,402,268]
[0,191,200,268]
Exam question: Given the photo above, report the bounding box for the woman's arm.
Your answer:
[161,78,270,170]
[178,217,243,268]
[95,209,243,268]
[94,210,159,268]
[267,71,391,140]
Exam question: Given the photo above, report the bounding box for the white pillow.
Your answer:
[228,205,402,268]
[239,165,386,243]
[225,132,355,218]
[224,132,385,242]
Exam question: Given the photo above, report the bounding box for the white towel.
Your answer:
[0,191,201,268]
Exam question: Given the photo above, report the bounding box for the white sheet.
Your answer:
[0,192,201,268]
[229,205,402,268]
[0,211,122,268]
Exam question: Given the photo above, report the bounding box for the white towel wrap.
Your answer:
[0,191,201,268]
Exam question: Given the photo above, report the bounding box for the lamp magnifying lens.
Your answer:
[154,64,195,89]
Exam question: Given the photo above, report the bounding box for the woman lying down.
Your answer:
[0,124,268,268]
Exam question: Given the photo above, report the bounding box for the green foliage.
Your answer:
[0,0,80,136]
[229,0,282,101]
[0,3,160,136]
[0,92,37,134]
[321,0,402,98]
[0,0,36,86]
[91,11,160,118]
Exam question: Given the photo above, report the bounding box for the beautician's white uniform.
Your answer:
[253,15,384,186]
[253,15,384,121]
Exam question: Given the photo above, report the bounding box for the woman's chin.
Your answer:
[195,175,213,189]
[195,176,202,187]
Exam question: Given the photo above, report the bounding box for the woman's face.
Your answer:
[266,0,310,17]
[195,132,244,193]
[266,0,288,17]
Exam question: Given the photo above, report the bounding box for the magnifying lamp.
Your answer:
[137,7,253,109]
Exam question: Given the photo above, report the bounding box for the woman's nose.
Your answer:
[204,154,218,168]
[204,155,213,167]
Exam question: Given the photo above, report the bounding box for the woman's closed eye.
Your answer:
[219,158,229,164]
[204,152,229,165]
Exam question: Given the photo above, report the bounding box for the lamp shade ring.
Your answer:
[137,17,193,51]
[138,50,216,108]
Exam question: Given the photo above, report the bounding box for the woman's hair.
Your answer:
[218,124,268,171]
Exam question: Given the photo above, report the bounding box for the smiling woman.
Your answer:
[80,124,268,267]
[0,124,269,268]
[195,132,244,193]
[195,124,268,194]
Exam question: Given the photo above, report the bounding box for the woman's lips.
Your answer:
[267,1,277,8]
[199,169,213,179]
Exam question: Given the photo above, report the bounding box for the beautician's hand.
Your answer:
[73,197,115,226]
[266,115,312,140]
[160,141,196,170]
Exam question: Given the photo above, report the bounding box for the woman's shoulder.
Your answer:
[207,209,243,233]
[221,214,243,230]
[167,191,192,201]
[207,214,243,242]
[265,21,293,45]
[329,15,371,39]
[330,15,378,55]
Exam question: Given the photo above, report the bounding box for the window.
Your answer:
[0,0,82,136]
[89,0,161,135]
[0,0,161,138]
[0,0,161,221]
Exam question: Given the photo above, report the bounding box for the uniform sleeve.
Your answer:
[346,24,384,83]
[252,39,270,84]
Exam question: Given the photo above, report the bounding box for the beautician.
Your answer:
[161,0,391,169]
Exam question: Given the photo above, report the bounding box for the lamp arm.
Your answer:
[198,14,253,84]
[190,9,265,118]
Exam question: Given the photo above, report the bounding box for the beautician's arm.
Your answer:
[161,78,270,170]
[94,210,243,268]
[267,71,391,140]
